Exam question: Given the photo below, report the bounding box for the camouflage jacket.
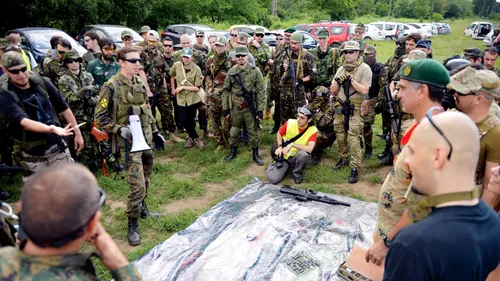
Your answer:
[221,63,265,112]
[309,46,339,87]
[206,52,232,97]
[141,47,167,92]
[365,61,387,100]
[385,55,403,83]
[269,45,287,82]
[58,70,98,123]
[42,55,67,87]
[173,49,206,76]
[280,49,317,86]
[0,247,142,281]
[248,41,271,76]
[310,99,335,133]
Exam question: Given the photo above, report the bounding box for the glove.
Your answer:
[256,111,263,120]
[441,92,456,111]
[335,74,346,85]
[344,74,352,83]
[223,110,230,118]
[77,85,97,99]
[374,103,383,115]
[118,127,132,140]
[153,132,166,151]
[296,78,304,86]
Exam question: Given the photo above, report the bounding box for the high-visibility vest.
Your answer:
[283,119,317,160]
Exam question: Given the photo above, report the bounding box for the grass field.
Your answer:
[1,19,498,279]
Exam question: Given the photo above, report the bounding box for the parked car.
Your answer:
[228,25,270,36]
[464,22,494,39]
[294,24,309,31]
[188,30,229,48]
[266,30,317,49]
[161,24,214,46]
[369,22,404,40]
[407,23,433,37]
[77,25,143,48]
[439,23,452,34]
[484,30,494,46]
[403,24,420,36]
[420,23,438,35]
[301,21,353,47]
[17,27,86,63]
[364,24,384,41]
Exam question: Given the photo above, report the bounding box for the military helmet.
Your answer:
[290,31,304,43]
[313,86,330,98]
[62,49,81,61]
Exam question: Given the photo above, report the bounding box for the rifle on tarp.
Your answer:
[280,185,351,207]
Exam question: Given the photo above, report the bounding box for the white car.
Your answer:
[464,22,494,39]
[408,23,433,37]
[370,21,405,40]
[363,24,384,41]
[403,24,419,36]
[484,30,494,46]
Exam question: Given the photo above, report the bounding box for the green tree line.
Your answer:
[1,0,498,36]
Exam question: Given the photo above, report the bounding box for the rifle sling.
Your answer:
[282,126,310,146]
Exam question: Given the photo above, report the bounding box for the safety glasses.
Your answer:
[425,106,452,161]
[124,58,142,64]
[65,58,82,64]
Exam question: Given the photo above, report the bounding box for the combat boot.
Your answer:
[380,153,394,166]
[268,122,280,134]
[224,146,237,162]
[128,218,141,246]
[363,146,373,159]
[332,159,349,170]
[310,153,321,165]
[140,201,160,219]
[252,147,264,166]
[348,168,358,184]
[184,138,194,148]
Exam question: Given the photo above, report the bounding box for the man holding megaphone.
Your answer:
[95,46,165,246]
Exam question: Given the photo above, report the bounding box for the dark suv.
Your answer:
[160,24,213,46]
[301,21,354,48]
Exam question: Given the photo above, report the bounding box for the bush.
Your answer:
[431,12,444,22]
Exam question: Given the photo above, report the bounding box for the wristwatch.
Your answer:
[383,236,392,248]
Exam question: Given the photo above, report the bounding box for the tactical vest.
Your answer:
[281,48,308,83]
[283,119,318,160]
[312,47,337,86]
[367,62,385,99]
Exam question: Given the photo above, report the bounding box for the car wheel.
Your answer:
[364,36,372,41]
[384,36,393,41]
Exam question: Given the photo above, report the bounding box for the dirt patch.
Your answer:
[108,199,127,211]
[244,154,271,180]
[157,156,182,165]
[336,181,381,202]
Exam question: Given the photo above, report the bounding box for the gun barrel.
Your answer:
[280,186,350,207]
[0,165,25,174]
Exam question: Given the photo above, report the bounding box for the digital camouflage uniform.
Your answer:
[42,55,67,87]
[309,46,339,89]
[310,86,336,162]
[361,48,387,158]
[280,48,316,124]
[0,247,142,281]
[94,73,157,219]
[206,50,232,146]
[58,56,99,168]
[222,62,265,148]
[141,45,175,133]
[266,45,287,125]
[159,56,177,134]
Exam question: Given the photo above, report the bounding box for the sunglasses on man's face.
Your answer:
[124,58,142,64]
[163,44,173,47]
[455,91,479,97]
[276,38,284,41]
[235,54,246,58]
[230,34,238,37]
[425,106,452,161]
[255,34,264,38]
[196,35,204,38]
[57,50,66,55]
[103,47,115,52]
[122,37,132,42]
[65,58,81,64]
[7,66,28,74]
[344,50,356,54]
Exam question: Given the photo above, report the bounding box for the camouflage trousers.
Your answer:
[333,108,363,169]
[157,95,177,133]
[119,145,153,218]
[280,84,306,124]
[312,130,336,155]
[229,107,259,148]
[21,143,73,181]
[361,98,377,148]
[208,96,230,145]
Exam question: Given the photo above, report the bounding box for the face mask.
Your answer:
[363,55,376,65]
[406,186,479,223]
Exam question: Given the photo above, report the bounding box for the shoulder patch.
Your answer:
[100,98,108,108]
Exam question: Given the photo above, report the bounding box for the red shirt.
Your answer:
[278,121,318,143]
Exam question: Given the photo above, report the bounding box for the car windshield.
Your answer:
[101,26,143,41]
[24,29,80,51]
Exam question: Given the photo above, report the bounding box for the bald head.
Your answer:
[21,163,102,247]
[406,111,479,196]
[180,34,191,48]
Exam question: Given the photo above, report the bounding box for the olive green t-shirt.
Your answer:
[476,114,500,187]
[333,62,372,104]
[169,61,203,106]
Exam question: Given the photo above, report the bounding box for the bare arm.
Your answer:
[292,141,315,154]
[351,79,369,95]
[62,108,84,152]
[20,118,74,136]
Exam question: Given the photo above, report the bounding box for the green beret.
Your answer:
[235,46,248,56]
[1,51,25,69]
[284,27,296,34]
[399,59,450,88]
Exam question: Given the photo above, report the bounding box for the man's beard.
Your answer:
[103,54,113,61]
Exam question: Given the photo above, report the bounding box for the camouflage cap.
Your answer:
[448,67,500,98]
[255,27,265,35]
[290,31,304,43]
[403,50,427,62]
[364,45,377,54]
[61,49,81,61]
[214,36,227,46]
[121,30,133,39]
[196,30,205,36]
[400,59,450,88]
[313,86,330,97]
[462,48,484,60]
[181,47,193,58]
[342,41,360,52]
[235,45,249,56]
[317,29,329,39]
[1,50,25,69]
[275,30,285,37]
[0,38,9,50]
[284,27,296,34]
[147,30,159,42]
[140,25,151,34]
